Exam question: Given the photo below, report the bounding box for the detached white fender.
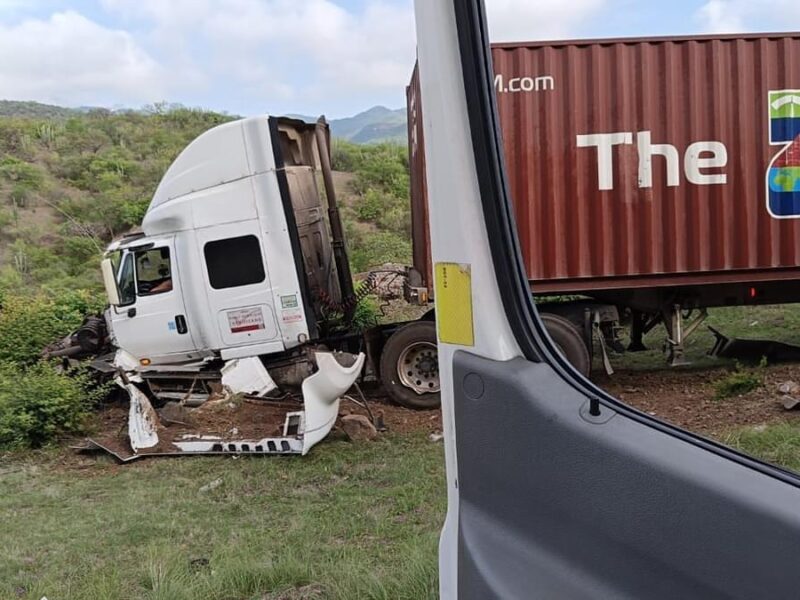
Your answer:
[301,352,365,455]
[112,350,158,452]
[114,376,159,452]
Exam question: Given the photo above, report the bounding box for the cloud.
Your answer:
[100,0,415,108]
[0,1,617,115]
[486,0,607,41]
[696,0,800,33]
[0,11,165,106]
[95,0,611,113]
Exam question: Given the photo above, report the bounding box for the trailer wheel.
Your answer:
[380,321,441,410]
[540,312,591,377]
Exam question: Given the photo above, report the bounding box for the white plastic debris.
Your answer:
[122,378,159,452]
[301,352,365,455]
[221,357,278,397]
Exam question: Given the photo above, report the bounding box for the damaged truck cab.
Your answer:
[96,116,369,457]
[103,117,339,366]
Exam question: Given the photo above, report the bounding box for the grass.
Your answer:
[713,362,765,399]
[0,434,445,600]
[599,303,800,372]
[726,423,800,473]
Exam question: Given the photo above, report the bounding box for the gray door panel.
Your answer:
[454,351,800,599]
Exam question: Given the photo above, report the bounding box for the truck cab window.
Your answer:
[135,247,172,296]
[204,235,266,290]
[118,253,136,306]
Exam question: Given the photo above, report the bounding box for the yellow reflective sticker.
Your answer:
[434,262,474,346]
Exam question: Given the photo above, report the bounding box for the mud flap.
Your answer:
[301,352,366,455]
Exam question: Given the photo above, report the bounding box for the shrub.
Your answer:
[0,361,100,449]
[0,207,12,229]
[355,189,385,222]
[0,155,44,190]
[331,139,360,172]
[377,203,412,235]
[9,183,32,208]
[714,361,765,399]
[350,294,381,332]
[0,292,89,365]
[348,231,412,273]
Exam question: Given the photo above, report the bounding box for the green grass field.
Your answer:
[607,303,800,371]
[0,435,445,600]
[5,304,800,599]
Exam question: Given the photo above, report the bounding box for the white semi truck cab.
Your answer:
[84,115,439,458]
[102,116,347,366]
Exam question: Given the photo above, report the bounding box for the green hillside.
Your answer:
[0,103,412,295]
[0,100,92,120]
[0,105,235,294]
[0,103,412,450]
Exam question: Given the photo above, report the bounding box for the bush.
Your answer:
[0,155,44,190]
[350,291,381,332]
[0,207,12,229]
[0,292,90,365]
[714,361,765,399]
[0,361,100,449]
[331,139,360,172]
[347,230,412,273]
[9,183,32,208]
[355,189,385,222]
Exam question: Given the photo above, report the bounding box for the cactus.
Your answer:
[13,250,28,274]
[36,122,62,149]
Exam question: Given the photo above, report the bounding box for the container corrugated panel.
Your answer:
[409,33,800,294]
[407,62,432,290]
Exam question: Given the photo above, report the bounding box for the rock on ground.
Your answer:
[340,414,378,441]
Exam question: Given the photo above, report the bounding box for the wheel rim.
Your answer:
[397,341,440,395]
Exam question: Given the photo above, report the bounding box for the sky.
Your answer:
[0,0,799,118]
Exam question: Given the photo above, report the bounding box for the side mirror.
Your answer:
[101,258,121,306]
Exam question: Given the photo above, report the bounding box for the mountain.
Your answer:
[289,105,407,144]
[0,100,102,119]
[0,100,408,145]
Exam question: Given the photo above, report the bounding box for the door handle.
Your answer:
[127,308,137,318]
[175,315,188,335]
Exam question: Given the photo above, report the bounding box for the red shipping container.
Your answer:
[408,33,800,297]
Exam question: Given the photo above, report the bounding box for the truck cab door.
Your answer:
[109,238,198,362]
[195,221,282,354]
[416,1,800,598]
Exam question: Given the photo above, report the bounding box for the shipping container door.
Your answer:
[415,1,800,598]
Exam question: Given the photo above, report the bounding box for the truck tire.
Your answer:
[540,312,591,377]
[380,321,440,410]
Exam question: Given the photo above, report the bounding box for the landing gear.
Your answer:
[661,304,707,366]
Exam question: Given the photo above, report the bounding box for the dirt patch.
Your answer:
[78,387,442,461]
[598,363,800,437]
[331,170,357,205]
[341,388,442,435]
